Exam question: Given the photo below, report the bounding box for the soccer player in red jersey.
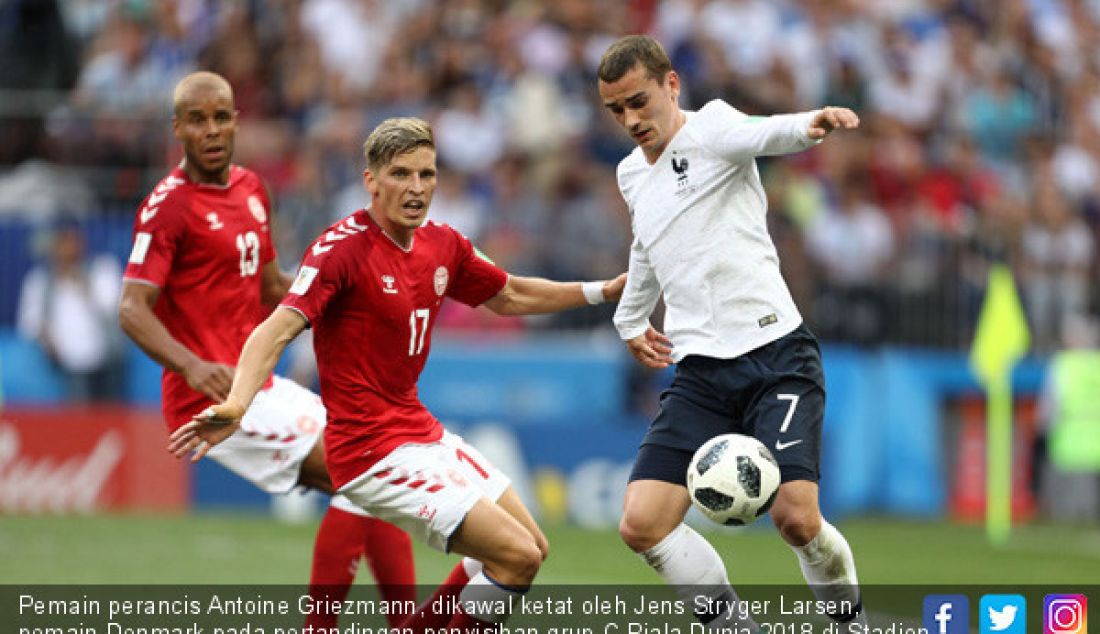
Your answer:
[118,72,415,628]
[169,116,626,632]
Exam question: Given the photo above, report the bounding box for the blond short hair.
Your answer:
[172,71,233,116]
[363,117,435,170]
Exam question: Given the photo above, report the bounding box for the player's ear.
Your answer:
[667,71,681,100]
[171,116,183,141]
[363,168,378,196]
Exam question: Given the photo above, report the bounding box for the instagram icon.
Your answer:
[1045,595,1088,634]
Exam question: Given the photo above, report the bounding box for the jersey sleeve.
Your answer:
[123,193,189,288]
[697,100,820,163]
[613,234,662,341]
[279,243,348,325]
[445,229,508,307]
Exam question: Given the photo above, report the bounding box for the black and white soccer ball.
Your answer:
[687,434,781,526]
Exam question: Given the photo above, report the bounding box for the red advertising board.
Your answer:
[0,406,187,513]
[950,397,1037,521]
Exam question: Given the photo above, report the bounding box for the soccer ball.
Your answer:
[687,434,781,526]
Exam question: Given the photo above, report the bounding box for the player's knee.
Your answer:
[770,505,821,547]
[498,539,542,584]
[534,531,550,562]
[619,513,663,553]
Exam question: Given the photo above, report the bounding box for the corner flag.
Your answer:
[970,264,1030,386]
[969,263,1030,545]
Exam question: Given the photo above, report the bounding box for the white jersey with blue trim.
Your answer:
[613,99,821,362]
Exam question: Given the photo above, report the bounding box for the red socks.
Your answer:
[304,505,415,628]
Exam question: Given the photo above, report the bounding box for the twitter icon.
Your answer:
[981,594,1027,634]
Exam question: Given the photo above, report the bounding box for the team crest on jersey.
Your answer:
[206,212,224,230]
[381,275,398,294]
[671,151,697,197]
[671,155,689,182]
[248,195,267,224]
[433,266,449,296]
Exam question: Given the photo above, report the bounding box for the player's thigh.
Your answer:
[338,440,490,552]
[495,486,548,559]
[746,375,824,484]
[439,431,545,555]
[207,375,326,494]
[447,496,542,576]
[739,330,825,484]
[632,367,736,487]
[297,441,334,494]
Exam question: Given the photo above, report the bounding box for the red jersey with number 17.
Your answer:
[123,165,275,430]
[280,210,507,489]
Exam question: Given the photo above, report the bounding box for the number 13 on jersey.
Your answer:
[409,308,430,355]
[236,231,260,277]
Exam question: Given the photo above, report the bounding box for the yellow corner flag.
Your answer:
[969,263,1030,545]
[970,264,1030,385]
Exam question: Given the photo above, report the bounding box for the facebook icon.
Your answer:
[924,595,970,634]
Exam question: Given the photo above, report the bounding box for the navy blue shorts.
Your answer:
[629,324,825,486]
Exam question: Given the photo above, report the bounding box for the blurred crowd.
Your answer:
[3,0,1100,351]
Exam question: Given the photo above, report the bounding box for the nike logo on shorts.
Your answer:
[775,439,803,451]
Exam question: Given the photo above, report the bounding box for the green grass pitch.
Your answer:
[1,513,1097,585]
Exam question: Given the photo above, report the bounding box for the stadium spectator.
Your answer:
[5,0,1100,347]
[16,219,122,401]
[116,72,414,631]
[169,116,627,633]
[597,35,865,631]
[805,174,895,345]
[1021,179,1095,352]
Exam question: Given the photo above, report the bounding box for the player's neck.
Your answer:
[367,207,415,251]
[180,159,231,186]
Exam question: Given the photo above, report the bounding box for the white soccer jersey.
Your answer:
[613,99,820,361]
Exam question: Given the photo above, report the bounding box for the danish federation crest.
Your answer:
[248,195,267,224]
[434,266,449,296]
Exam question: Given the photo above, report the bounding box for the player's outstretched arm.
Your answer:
[806,106,860,140]
[483,273,627,316]
[119,281,234,401]
[167,307,307,461]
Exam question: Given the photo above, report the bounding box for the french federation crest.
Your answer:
[434,266,449,296]
[247,195,267,224]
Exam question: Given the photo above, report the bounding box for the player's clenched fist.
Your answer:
[167,399,246,461]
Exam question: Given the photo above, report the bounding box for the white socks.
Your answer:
[641,524,758,632]
[457,571,522,624]
[791,520,864,624]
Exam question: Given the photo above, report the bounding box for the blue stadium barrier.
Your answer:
[0,217,135,328]
[420,336,627,422]
[0,333,67,403]
[0,322,1049,519]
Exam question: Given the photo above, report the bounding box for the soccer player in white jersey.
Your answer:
[597,35,864,630]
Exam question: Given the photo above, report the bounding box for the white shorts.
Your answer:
[206,375,325,494]
[338,430,511,552]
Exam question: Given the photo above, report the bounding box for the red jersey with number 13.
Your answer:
[281,210,507,489]
[123,165,275,430]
